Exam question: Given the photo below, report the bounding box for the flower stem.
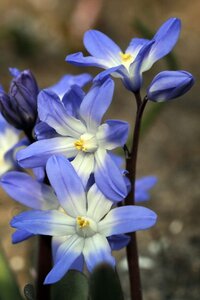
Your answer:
[36,236,52,300]
[125,93,148,300]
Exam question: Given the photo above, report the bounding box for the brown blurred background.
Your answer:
[0,1,199,299]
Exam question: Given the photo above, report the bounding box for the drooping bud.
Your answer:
[147,70,194,102]
[0,70,39,131]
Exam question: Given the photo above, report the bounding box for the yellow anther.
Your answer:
[120,52,132,62]
[77,216,90,228]
[74,139,87,151]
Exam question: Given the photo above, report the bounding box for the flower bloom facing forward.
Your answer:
[66,18,181,92]
[17,78,129,201]
[11,155,157,284]
[147,71,194,102]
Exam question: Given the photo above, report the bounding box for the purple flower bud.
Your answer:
[0,70,39,130]
[147,70,194,102]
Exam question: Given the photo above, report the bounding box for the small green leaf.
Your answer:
[51,270,89,300]
[89,264,124,300]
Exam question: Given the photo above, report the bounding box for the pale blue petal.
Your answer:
[135,176,157,202]
[38,90,86,137]
[47,74,91,99]
[126,38,150,59]
[1,171,58,209]
[79,78,114,131]
[87,184,113,222]
[12,229,34,244]
[84,30,121,64]
[83,234,115,272]
[98,206,157,236]
[71,152,95,187]
[52,236,84,272]
[97,120,129,150]
[17,137,78,168]
[44,235,84,284]
[11,210,76,236]
[46,155,87,217]
[62,85,85,117]
[66,52,109,68]
[141,18,181,72]
[94,148,128,202]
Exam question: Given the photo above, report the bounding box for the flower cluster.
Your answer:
[0,17,194,286]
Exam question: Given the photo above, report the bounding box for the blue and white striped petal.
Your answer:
[97,120,129,150]
[45,235,84,284]
[83,30,121,65]
[11,210,76,236]
[141,18,181,72]
[62,85,85,117]
[83,233,115,272]
[79,78,114,131]
[38,90,86,137]
[1,171,58,210]
[86,184,113,222]
[46,155,87,217]
[98,206,157,236]
[71,152,95,187]
[17,137,78,168]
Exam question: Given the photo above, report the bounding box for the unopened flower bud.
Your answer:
[0,70,39,131]
[147,71,194,102]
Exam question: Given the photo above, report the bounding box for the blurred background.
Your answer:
[0,1,199,299]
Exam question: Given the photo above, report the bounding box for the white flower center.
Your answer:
[74,133,98,153]
[76,216,98,237]
[119,52,133,69]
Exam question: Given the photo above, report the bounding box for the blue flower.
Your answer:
[0,69,39,130]
[17,78,129,201]
[147,70,194,102]
[0,114,26,176]
[135,176,157,202]
[1,170,59,243]
[66,18,181,92]
[11,155,157,284]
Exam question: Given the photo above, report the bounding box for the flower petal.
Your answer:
[11,210,76,236]
[44,235,84,284]
[79,78,114,131]
[17,137,78,168]
[34,122,58,140]
[135,176,157,202]
[12,229,34,244]
[87,184,113,222]
[71,152,95,187]
[97,120,129,150]
[108,234,130,251]
[46,155,87,217]
[83,233,115,272]
[66,52,109,68]
[62,85,85,117]
[98,206,157,236]
[141,18,181,72]
[94,148,127,202]
[126,38,150,59]
[83,30,121,64]
[38,90,86,137]
[1,171,58,209]
[47,73,91,99]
